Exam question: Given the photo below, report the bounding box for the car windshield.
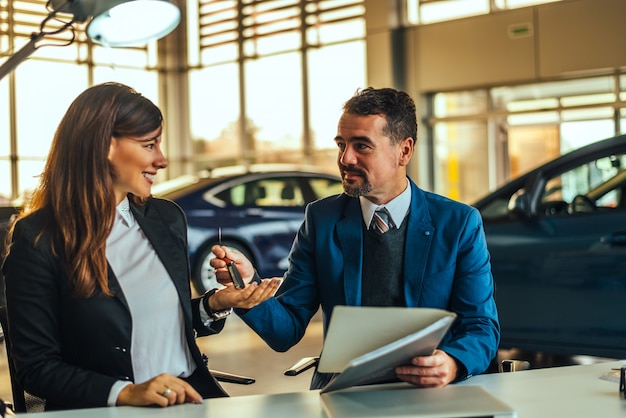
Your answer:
[539,153,626,214]
[477,151,626,220]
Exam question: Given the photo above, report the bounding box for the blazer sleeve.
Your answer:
[236,200,324,352]
[437,207,500,379]
[191,297,226,336]
[2,218,118,409]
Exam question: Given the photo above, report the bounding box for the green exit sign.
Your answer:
[508,22,533,39]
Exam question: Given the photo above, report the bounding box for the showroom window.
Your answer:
[406,0,562,24]
[186,0,366,173]
[2,0,365,199]
[0,0,162,201]
[429,74,626,204]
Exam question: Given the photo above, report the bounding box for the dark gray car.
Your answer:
[473,134,626,359]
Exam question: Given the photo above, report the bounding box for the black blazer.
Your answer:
[1,197,227,410]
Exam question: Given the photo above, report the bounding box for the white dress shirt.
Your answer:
[359,177,412,229]
[105,197,196,405]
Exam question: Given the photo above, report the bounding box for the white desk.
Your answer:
[24,360,626,418]
[458,359,626,418]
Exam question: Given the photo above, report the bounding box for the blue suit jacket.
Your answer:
[239,178,499,381]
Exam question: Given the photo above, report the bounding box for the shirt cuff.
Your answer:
[200,297,212,325]
[200,289,232,326]
[108,380,132,406]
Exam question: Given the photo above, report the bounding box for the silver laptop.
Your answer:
[320,384,517,418]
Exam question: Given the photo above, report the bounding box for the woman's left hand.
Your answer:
[208,277,282,311]
[117,373,202,407]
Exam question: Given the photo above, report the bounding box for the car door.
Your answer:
[483,151,626,358]
[212,174,342,275]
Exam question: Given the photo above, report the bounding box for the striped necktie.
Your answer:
[372,208,391,234]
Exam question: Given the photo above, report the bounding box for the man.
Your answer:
[212,87,499,389]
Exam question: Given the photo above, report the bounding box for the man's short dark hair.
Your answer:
[342,87,417,144]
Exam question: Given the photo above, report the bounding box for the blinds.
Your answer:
[197,0,365,56]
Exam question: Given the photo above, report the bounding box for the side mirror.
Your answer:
[507,190,529,218]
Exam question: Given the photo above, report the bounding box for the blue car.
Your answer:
[472,134,626,359]
[153,166,343,294]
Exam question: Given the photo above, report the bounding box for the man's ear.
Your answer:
[398,137,414,167]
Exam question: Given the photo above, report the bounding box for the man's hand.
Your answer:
[210,245,256,285]
[394,349,459,388]
[208,245,282,310]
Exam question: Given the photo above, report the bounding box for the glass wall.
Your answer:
[0,79,10,202]
[406,0,562,24]
[0,0,162,202]
[5,0,622,207]
[2,0,366,201]
[429,74,626,204]
[187,0,366,173]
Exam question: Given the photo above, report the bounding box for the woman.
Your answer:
[1,82,280,411]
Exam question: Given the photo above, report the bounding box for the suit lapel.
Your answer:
[403,182,434,306]
[337,198,363,306]
[336,182,433,307]
[107,263,130,311]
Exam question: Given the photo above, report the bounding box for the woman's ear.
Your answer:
[107,137,117,162]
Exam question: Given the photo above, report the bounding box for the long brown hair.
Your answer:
[7,82,163,298]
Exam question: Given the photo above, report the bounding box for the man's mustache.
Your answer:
[340,165,365,176]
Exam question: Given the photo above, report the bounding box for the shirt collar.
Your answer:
[360,178,411,230]
[116,196,135,228]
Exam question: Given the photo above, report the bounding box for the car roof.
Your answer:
[152,164,340,199]
[473,134,626,206]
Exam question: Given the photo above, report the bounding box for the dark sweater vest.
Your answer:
[361,216,408,307]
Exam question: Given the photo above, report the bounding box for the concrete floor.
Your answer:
[0,312,617,405]
[196,312,324,397]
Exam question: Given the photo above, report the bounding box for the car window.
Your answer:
[540,153,626,215]
[213,178,306,207]
[309,178,344,199]
[480,195,517,219]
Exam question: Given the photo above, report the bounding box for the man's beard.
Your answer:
[340,166,372,197]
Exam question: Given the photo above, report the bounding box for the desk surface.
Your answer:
[24,360,626,418]
[458,359,626,418]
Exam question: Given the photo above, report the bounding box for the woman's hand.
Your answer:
[116,373,203,407]
[209,277,282,310]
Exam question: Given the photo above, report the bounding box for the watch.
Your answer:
[202,288,232,321]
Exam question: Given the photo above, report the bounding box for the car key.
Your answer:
[220,227,258,289]
[227,261,245,289]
